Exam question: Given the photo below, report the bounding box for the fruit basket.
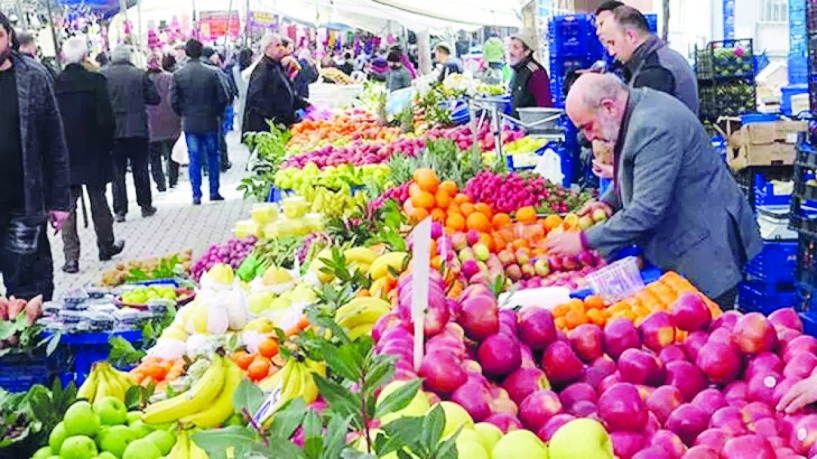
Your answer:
[113,285,195,310]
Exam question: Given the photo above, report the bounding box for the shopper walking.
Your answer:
[171,39,229,205]
[54,37,124,274]
[147,54,181,191]
[0,12,71,300]
[545,74,761,308]
[203,46,237,173]
[101,45,160,222]
[232,47,253,132]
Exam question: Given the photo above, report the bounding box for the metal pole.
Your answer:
[44,0,61,70]
[244,0,250,46]
[191,0,197,39]
[224,0,234,47]
[137,0,143,47]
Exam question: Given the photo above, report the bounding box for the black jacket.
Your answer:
[101,59,160,139]
[170,59,229,135]
[293,59,318,99]
[510,55,553,118]
[623,35,699,114]
[54,64,116,187]
[243,56,308,134]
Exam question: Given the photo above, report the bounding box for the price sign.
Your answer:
[411,217,431,373]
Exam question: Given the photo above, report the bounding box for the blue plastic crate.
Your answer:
[801,312,817,337]
[267,186,283,203]
[738,280,797,315]
[753,175,792,208]
[548,14,596,58]
[51,330,143,386]
[549,55,595,79]
[644,14,658,33]
[745,240,797,283]
[0,348,69,392]
[788,59,808,86]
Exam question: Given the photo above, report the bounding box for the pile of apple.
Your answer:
[372,275,817,459]
[281,142,399,169]
[424,124,524,153]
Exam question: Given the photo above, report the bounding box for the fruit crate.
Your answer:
[754,175,792,208]
[53,330,143,386]
[738,280,797,315]
[548,14,596,58]
[0,347,69,393]
[745,240,798,284]
[707,39,755,80]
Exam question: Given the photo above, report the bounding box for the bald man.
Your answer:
[546,74,761,308]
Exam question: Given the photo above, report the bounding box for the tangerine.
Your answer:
[543,214,563,231]
[408,182,422,197]
[516,206,538,224]
[408,207,429,222]
[466,213,492,233]
[413,168,440,193]
[445,213,466,232]
[258,339,279,358]
[410,191,436,209]
[460,202,476,216]
[440,180,458,196]
[475,203,493,219]
[233,351,255,370]
[248,356,272,381]
[435,189,453,208]
[453,193,472,205]
[430,208,447,223]
[492,213,512,229]
[584,295,606,310]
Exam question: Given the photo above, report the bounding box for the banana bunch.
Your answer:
[142,354,231,425]
[164,428,209,459]
[334,297,392,340]
[78,362,138,403]
[369,252,409,280]
[179,358,243,428]
[343,247,379,274]
[258,358,326,412]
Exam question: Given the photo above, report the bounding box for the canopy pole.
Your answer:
[44,0,60,70]
[137,0,143,47]
[417,30,431,75]
[224,0,234,47]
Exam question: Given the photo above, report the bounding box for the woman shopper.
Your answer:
[147,54,181,191]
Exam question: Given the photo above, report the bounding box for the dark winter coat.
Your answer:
[147,70,181,142]
[54,63,116,187]
[11,53,71,218]
[243,56,308,134]
[623,35,699,114]
[170,58,229,135]
[101,57,161,139]
[510,55,553,118]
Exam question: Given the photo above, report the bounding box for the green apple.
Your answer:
[60,435,98,459]
[94,396,128,426]
[97,453,118,459]
[98,425,136,457]
[122,438,163,459]
[474,422,503,453]
[378,381,430,425]
[436,402,474,438]
[126,411,141,426]
[456,429,489,459]
[49,421,67,452]
[31,446,53,459]
[128,420,153,439]
[146,430,175,455]
[492,430,548,459]
[548,418,613,459]
[65,401,102,437]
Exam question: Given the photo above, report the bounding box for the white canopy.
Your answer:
[370,0,525,28]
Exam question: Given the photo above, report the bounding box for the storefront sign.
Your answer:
[199,11,240,40]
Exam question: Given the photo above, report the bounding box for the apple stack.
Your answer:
[373,275,817,459]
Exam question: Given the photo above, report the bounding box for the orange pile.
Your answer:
[232,336,283,382]
[130,357,185,390]
[551,272,722,333]
[289,112,401,149]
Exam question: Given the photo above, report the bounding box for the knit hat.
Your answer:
[435,42,453,54]
[510,30,538,51]
[482,37,504,64]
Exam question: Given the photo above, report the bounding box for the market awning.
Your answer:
[57,0,138,18]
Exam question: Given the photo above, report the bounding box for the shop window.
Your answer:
[759,0,788,23]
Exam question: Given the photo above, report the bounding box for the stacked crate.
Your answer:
[791,0,808,85]
[547,14,599,109]
[696,39,757,123]
[787,138,817,334]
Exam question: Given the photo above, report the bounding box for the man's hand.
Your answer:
[48,210,70,234]
[778,373,817,413]
[544,232,584,257]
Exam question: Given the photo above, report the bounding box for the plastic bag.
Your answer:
[171,135,189,166]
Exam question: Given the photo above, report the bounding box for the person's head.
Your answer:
[111,45,132,64]
[0,11,18,64]
[595,0,625,29]
[282,36,294,54]
[95,52,109,67]
[238,47,253,70]
[435,42,452,63]
[202,45,218,65]
[61,36,88,65]
[185,39,203,59]
[596,4,651,63]
[565,73,630,144]
[261,33,286,61]
[16,30,36,57]
[387,49,402,69]
[161,53,176,72]
[174,43,186,60]
[508,31,536,66]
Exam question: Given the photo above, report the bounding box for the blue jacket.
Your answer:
[585,88,762,298]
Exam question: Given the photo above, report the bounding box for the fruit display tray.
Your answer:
[113,288,195,310]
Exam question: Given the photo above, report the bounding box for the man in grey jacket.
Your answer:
[101,45,161,222]
[546,74,762,308]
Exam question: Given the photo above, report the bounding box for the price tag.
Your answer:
[411,218,432,373]
[252,383,283,425]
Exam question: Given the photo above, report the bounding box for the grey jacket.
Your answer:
[101,57,160,139]
[624,35,699,115]
[585,88,762,298]
[170,59,229,134]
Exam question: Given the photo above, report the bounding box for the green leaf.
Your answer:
[374,379,422,420]
[321,342,362,382]
[125,385,142,410]
[322,414,353,459]
[45,331,62,356]
[107,336,146,368]
[313,374,363,429]
[233,378,264,415]
[434,433,459,459]
[361,358,395,397]
[397,449,415,459]
[269,397,307,440]
[382,416,428,455]
[422,404,446,449]
[192,426,258,459]
[302,410,324,458]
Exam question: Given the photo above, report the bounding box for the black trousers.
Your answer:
[61,185,115,263]
[218,116,229,169]
[112,137,153,216]
[149,139,180,190]
[1,212,53,301]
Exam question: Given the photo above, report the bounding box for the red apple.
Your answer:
[734,313,779,354]
[710,406,750,436]
[665,361,707,402]
[498,309,519,337]
[647,385,685,425]
[706,327,738,350]
[645,411,662,438]
[722,435,775,459]
[694,428,731,452]
[671,293,711,331]
[536,413,575,442]
[559,382,597,409]
[745,352,784,381]
[477,333,522,377]
[372,313,401,342]
[518,308,557,351]
[458,295,499,340]
[746,370,781,405]
[711,310,743,332]
[683,331,709,363]
[791,414,817,454]
[723,381,748,406]
[632,447,671,459]
[610,431,645,459]
[582,356,618,389]
[483,413,523,433]
[659,345,689,365]
[753,418,779,437]
[640,311,677,352]
[419,351,467,395]
[619,348,666,386]
[691,389,728,418]
[519,389,563,432]
[568,400,599,418]
[777,326,802,349]
[666,403,710,446]
[604,319,641,361]
[502,367,550,406]
[784,353,817,381]
[783,335,817,363]
[696,341,743,385]
[682,446,719,458]
[741,401,774,424]
[450,380,493,422]
[652,430,687,459]
[772,377,798,407]
[598,372,622,395]
[598,383,648,432]
[569,323,604,362]
[541,340,585,385]
[769,308,804,333]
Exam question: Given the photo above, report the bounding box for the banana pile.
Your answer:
[309,247,408,286]
[78,362,138,403]
[334,297,392,340]
[258,358,326,412]
[142,354,243,429]
[164,428,209,459]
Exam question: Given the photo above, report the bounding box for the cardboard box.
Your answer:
[722,119,807,170]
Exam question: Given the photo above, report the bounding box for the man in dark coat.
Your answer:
[101,45,161,222]
[243,33,309,135]
[54,36,125,274]
[0,12,71,300]
[507,31,553,118]
[171,39,229,205]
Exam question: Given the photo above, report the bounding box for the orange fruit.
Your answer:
[466,213,492,233]
[454,193,472,205]
[478,233,494,252]
[408,182,422,197]
[145,364,168,380]
[435,189,453,208]
[460,202,476,216]
[567,298,585,312]
[408,207,429,222]
[413,168,440,193]
[543,214,563,231]
[475,203,493,219]
[440,180,458,196]
[445,213,466,232]
[584,295,605,310]
[492,213,512,229]
[233,351,255,370]
[258,339,279,358]
[248,356,272,381]
[430,208,446,223]
[554,317,567,330]
[411,191,436,209]
[565,309,588,328]
[516,206,538,224]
